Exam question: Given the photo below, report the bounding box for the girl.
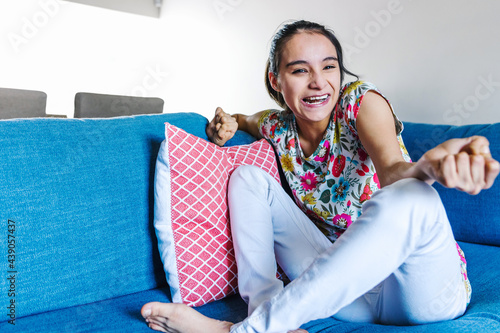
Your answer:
[142,20,499,333]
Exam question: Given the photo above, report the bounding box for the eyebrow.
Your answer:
[286,56,339,67]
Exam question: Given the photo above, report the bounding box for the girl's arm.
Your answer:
[206,107,264,146]
[356,91,499,195]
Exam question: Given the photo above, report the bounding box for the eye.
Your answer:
[324,65,336,70]
[292,68,307,74]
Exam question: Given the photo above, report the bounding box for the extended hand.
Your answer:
[206,107,238,146]
[417,136,500,195]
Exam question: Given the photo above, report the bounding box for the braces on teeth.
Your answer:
[304,95,328,104]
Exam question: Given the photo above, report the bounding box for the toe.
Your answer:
[141,303,154,318]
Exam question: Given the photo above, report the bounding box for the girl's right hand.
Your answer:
[206,107,238,146]
[416,136,500,195]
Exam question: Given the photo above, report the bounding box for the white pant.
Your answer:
[228,165,467,333]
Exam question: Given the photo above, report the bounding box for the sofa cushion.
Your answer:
[402,122,500,246]
[4,241,499,332]
[154,123,280,307]
[0,287,247,332]
[0,113,211,320]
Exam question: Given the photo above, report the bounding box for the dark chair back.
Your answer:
[74,92,164,118]
[0,87,47,119]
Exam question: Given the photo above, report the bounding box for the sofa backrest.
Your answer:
[402,122,500,246]
[0,113,211,320]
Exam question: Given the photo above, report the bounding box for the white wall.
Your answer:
[1,0,499,125]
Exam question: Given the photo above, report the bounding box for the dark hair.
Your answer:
[265,20,358,109]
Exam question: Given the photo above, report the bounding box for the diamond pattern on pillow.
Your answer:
[154,123,280,307]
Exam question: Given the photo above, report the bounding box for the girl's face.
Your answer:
[270,32,341,127]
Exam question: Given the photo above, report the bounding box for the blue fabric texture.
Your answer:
[0,288,247,333]
[1,114,499,332]
[1,242,498,332]
[402,122,500,246]
[0,113,207,320]
[226,130,257,146]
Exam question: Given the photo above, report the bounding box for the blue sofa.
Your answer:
[0,113,498,332]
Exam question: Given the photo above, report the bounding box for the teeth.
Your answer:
[304,94,328,104]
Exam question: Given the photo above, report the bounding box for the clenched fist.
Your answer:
[417,136,500,195]
[206,107,238,146]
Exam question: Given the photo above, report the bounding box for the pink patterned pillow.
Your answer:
[154,123,280,307]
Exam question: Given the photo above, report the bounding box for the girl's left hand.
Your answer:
[416,136,500,195]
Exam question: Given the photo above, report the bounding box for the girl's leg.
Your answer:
[228,165,377,322]
[228,165,333,315]
[230,176,467,333]
[141,165,373,333]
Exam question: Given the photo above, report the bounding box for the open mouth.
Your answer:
[302,94,329,105]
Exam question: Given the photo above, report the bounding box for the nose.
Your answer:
[309,70,327,89]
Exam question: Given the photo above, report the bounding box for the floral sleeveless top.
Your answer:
[258,81,471,305]
[259,81,410,241]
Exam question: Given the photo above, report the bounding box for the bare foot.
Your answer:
[141,302,233,333]
[289,330,308,333]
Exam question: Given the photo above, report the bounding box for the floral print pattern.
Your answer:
[258,80,471,305]
[457,243,472,306]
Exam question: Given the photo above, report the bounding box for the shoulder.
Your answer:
[338,81,383,123]
[258,109,293,127]
[337,80,404,134]
[342,81,405,137]
[339,81,381,102]
[339,80,393,117]
[258,109,296,142]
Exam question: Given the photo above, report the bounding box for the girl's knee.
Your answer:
[362,178,447,234]
[377,178,441,210]
[230,165,273,189]
[228,165,273,205]
[231,165,264,180]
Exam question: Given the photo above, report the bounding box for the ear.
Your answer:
[268,72,281,92]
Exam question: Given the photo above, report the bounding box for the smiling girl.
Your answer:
[142,20,499,333]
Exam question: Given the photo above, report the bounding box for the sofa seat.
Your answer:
[1,288,246,333]
[3,242,498,333]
